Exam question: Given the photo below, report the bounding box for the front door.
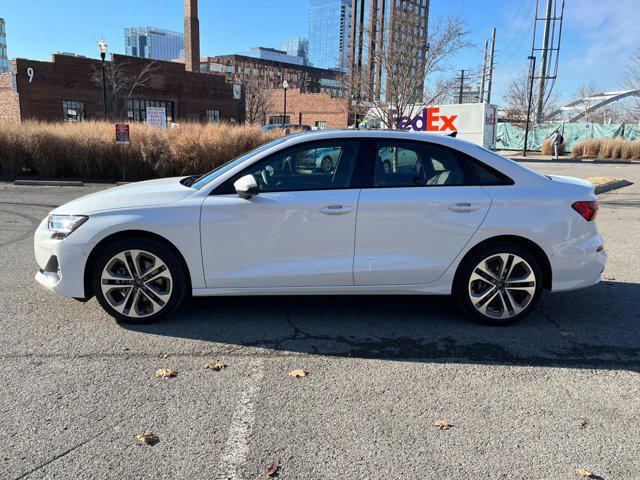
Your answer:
[354,139,502,286]
[201,139,361,288]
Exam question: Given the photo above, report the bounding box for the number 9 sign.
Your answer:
[27,67,34,83]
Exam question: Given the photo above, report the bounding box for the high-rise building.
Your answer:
[308,0,352,71]
[349,0,430,101]
[0,18,10,74]
[283,38,310,66]
[124,27,184,62]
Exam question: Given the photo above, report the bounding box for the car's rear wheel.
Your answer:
[92,238,187,324]
[456,243,543,325]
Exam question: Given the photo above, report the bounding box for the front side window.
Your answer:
[373,140,506,188]
[62,101,85,122]
[230,140,359,193]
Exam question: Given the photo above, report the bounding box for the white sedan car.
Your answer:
[34,131,606,325]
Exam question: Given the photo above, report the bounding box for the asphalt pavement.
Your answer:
[1,161,639,479]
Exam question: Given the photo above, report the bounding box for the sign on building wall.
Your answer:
[115,124,130,145]
[146,107,167,128]
[233,84,242,100]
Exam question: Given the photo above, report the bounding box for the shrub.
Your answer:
[572,138,640,160]
[0,120,280,181]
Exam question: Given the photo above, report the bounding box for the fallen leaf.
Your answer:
[136,432,159,445]
[433,419,451,430]
[155,368,177,379]
[576,468,595,478]
[204,362,227,371]
[266,462,279,477]
[288,369,308,378]
[560,330,573,337]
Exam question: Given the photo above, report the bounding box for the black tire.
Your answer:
[455,243,543,326]
[321,156,333,172]
[92,238,187,324]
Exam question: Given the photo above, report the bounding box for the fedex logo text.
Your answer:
[397,107,458,132]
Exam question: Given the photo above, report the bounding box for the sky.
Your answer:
[2,0,638,104]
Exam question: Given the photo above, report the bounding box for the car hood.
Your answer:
[51,177,195,215]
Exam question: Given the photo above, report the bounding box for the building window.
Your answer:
[206,109,221,123]
[226,65,234,73]
[62,101,85,122]
[243,67,250,75]
[127,99,174,123]
[268,115,291,125]
[315,121,328,130]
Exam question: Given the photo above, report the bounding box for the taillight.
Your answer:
[572,200,599,221]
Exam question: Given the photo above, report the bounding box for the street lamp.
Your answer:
[282,80,289,125]
[98,38,108,118]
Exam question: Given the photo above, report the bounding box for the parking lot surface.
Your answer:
[1,162,639,479]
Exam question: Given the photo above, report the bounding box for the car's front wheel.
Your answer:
[92,238,187,324]
[456,244,543,325]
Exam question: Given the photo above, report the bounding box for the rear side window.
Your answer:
[372,140,508,188]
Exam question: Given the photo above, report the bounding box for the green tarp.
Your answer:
[497,122,634,151]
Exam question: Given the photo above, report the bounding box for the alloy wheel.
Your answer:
[468,253,536,320]
[321,156,333,172]
[100,249,173,319]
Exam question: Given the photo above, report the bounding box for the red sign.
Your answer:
[115,124,130,145]
[397,107,458,132]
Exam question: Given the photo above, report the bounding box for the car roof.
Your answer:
[282,129,478,150]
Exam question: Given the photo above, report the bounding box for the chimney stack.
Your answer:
[184,0,200,72]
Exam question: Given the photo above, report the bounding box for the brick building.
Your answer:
[201,52,344,97]
[0,53,242,123]
[265,90,349,129]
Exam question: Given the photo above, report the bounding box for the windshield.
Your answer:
[190,137,289,190]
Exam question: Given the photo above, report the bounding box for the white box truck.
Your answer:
[372,103,498,149]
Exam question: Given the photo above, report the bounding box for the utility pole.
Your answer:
[535,0,553,122]
[486,28,496,104]
[479,39,488,103]
[523,55,537,157]
[458,70,466,104]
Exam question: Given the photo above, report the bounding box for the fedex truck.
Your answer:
[369,103,498,149]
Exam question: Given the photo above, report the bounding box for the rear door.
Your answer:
[353,139,505,286]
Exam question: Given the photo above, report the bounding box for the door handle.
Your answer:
[448,202,481,213]
[319,205,353,215]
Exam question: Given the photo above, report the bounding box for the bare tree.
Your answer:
[621,49,640,122]
[243,78,273,125]
[348,10,471,129]
[502,70,559,125]
[92,59,160,119]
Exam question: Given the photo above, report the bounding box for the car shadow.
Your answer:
[123,281,640,372]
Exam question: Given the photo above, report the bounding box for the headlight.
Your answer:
[48,215,88,239]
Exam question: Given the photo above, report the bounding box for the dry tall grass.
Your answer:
[540,138,566,156]
[572,138,640,160]
[0,121,281,180]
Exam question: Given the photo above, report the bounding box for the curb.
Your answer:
[14,180,84,187]
[594,179,633,195]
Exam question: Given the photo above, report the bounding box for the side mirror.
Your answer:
[234,174,259,199]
